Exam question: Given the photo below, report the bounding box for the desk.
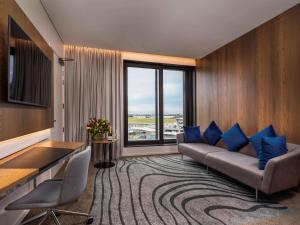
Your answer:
[0,140,84,198]
[92,139,118,169]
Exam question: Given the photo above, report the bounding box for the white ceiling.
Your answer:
[42,0,300,58]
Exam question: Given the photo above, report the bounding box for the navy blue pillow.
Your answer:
[203,121,222,145]
[249,125,277,157]
[259,136,288,170]
[221,123,249,152]
[184,126,202,143]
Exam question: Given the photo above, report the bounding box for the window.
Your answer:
[163,69,184,140]
[127,67,158,141]
[124,61,195,146]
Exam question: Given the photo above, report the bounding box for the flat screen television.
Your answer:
[7,16,51,107]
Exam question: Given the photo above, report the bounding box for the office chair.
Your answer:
[6,147,93,225]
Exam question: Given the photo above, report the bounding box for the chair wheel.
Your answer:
[86,216,94,224]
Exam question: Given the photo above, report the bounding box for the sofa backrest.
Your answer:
[287,143,299,152]
[215,140,300,158]
[177,132,300,157]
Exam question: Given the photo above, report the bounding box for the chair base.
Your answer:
[21,209,93,225]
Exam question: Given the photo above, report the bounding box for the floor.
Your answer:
[251,191,300,225]
[24,152,300,225]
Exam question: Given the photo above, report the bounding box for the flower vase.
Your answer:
[93,133,104,141]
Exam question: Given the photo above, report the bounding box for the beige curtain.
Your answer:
[64,45,123,159]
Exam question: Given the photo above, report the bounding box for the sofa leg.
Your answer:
[255,189,258,201]
[181,154,184,160]
[206,166,209,173]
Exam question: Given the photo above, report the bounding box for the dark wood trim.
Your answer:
[155,69,159,140]
[158,67,164,144]
[123,63,129,146]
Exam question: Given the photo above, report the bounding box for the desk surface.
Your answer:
[0,147,74,171]
[0,140,84,195]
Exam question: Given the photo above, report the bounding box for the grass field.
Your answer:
[128,117,177,124]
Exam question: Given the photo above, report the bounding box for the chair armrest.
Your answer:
[176,133,184,144]
[261,150,300,194]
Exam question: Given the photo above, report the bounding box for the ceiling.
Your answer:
[41,0,300,58]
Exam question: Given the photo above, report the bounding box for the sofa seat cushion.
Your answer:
[205,151,264,189]
[178,143,224,164]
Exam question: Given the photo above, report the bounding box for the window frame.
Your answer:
[124,60,195,147]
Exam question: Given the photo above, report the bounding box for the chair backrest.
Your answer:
[59,146,91,204]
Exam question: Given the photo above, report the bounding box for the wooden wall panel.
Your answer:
[0,0,54,141]
[196,4,300,143]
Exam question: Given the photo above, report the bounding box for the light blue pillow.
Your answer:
[249,125,277,157]
[221,123,249,152]
[259,136,288,170]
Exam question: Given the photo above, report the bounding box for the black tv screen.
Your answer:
[8,16,51,107]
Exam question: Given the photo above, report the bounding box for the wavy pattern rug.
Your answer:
[90,155,287,225]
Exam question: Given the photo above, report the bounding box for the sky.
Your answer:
[128,67,183,115]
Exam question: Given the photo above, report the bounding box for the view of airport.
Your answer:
[128,114,183,140]
[127,67,184,141]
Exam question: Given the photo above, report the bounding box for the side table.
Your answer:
[91,139,118,169]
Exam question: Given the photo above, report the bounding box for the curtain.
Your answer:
[64,45,123,159]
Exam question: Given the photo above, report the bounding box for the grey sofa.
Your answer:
[176,133,300,199]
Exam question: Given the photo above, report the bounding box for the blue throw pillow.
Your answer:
[249,125,277,157]
[184,126,202,143]
[203,121,222,145]
[259,136,288,170]
[221,123,249,152]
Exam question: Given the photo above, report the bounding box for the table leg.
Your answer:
[93,143,115,169]
[109,143,112,162]
[103,144,106,162]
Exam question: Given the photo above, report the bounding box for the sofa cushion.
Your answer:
[221,123,249,152]
[249,125,277,157]
[203,121,223,146]
[183,126,202,143]
[259,136,288,170]
[205,151,264,189]
[178,143,223,164]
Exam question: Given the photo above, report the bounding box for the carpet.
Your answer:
[90,155,287,225]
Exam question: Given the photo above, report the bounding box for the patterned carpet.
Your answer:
[90,155,288,225]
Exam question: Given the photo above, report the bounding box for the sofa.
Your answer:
[176,133,300,199]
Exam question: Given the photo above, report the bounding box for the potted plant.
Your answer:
[86,117,111,141]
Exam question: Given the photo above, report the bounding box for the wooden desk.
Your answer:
[0,140,84,198]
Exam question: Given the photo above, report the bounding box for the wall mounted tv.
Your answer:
[7,16,51,107]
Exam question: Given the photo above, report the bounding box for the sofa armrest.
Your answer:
[176,133,184,144]
[261,150,300,194]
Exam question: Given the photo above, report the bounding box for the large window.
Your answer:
[124,61,195,146]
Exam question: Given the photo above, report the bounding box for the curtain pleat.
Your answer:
[64,45,123,159]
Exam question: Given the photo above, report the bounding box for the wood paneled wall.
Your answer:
[196,4,300,143]
[0,0,54,141]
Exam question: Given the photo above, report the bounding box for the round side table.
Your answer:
[91,139,118,169]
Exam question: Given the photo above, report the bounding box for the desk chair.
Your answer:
[6,147,93,225]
